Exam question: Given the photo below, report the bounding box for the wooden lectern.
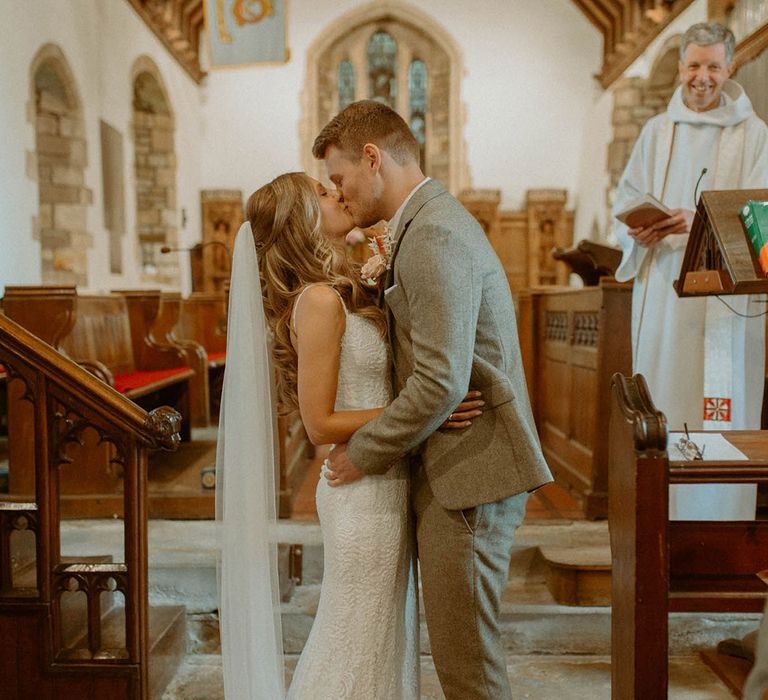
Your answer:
[675,188,768,296]
[552,239,622,286]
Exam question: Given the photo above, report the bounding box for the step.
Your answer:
[11,555,118,645]
[58,603,186,700]
[59,518,763,659]
[148,605,188,700]
[278,579,761,657]
[162,652,736,700]
[540,545,611,606]
[701,648,754,697]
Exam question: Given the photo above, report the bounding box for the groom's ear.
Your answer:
[362,143,382,172]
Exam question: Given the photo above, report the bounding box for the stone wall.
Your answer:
[133,69,178,286]
[607,78,671,189]
[32,51,93,286]
[605,39,680,227]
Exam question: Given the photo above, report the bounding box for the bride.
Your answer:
[216,172,482,699]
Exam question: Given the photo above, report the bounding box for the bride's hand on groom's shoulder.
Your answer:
[440,390,485,431]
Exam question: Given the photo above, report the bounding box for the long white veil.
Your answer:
[216,222,285,699]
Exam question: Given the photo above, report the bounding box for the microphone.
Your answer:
[161,241,232,269]
[693,167,708,209]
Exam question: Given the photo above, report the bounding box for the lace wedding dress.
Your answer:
[287,297,419,700]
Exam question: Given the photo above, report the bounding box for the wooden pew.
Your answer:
[3,287,80,504]
[608,373,768,700]
[277,409,314,519]
[2,287,202,518]
[61,293,193,442]
[175,293,227,420]
[173,293,313,516]
[115,290,209,429]
[517,279,632,518]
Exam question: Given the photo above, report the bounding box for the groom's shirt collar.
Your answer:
[388,177,430,238]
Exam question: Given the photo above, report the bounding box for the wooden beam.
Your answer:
[734,22,768,70]
[125,0,205,84]
[572,0,613,32]
[573,0,616,57]
[708,0,737,23]
[598,0,696,88]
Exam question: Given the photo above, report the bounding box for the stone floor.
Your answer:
[54,444,752,698]
[162,653,735,699]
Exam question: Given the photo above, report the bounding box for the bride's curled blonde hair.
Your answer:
[246,172,385,412]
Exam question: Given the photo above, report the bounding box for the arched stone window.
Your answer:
[408,59,427,169]
[28,44,92,285]
[301,1,468,195]
[367,30,397,108]
[338,60,356,112]
[131,57,178,285]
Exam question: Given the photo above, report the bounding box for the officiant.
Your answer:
[612,22,768,520]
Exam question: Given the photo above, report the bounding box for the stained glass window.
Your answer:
[367,30,397,108]
[338,59,355,111]
[409,59,427,167]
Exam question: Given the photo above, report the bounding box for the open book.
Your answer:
[615,193,673,229]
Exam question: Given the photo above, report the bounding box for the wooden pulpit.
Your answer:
[552,240,622,286]
[675,189,768,296]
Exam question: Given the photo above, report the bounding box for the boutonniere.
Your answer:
[360,223,395,287]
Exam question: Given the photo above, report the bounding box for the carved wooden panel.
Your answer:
[199,190,242,293]
[517,280,633,518]
[526,190,573,287]
[459,189,574,295]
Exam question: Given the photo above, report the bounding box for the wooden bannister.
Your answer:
[572,0,696,87]
[0,313,182,699]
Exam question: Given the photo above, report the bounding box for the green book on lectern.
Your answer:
[739,200,768,274]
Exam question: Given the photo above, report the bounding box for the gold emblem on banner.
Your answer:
[233,0,273,26]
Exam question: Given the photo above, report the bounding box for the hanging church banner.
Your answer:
[205,0,288,67]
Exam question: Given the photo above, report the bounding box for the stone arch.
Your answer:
[301,1,468,195]
[608,35,682,191]
[130,56,178,284]
[28,43,92,285]
[647,35,681,95]
[602,34,683,241]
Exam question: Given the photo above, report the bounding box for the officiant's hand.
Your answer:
[325,443,364,487]
[629,208,695,246]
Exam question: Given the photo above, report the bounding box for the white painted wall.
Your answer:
[201,0,602,210]
[571,0,708,244]
[0,0,204,293]
[8,0,674,291]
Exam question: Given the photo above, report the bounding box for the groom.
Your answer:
[315,100,552,699]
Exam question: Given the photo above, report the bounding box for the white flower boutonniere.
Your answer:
[360,223,394,287]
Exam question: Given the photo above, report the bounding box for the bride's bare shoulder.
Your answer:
[292,284,345,334]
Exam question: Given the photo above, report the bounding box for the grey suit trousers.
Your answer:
[412,463,528,699]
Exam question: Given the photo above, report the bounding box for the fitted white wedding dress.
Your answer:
[287,295,419,700]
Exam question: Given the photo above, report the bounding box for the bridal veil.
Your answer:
[216,222,285,698]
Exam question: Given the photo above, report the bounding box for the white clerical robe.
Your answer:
[613,80,768,520]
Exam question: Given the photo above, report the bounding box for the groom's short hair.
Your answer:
[313,100,419,165]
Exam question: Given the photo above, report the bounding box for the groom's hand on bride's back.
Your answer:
[326,390,484,487]
[326,443,365,487]
[439,390,484,431]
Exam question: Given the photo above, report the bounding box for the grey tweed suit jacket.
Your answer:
[346,179,552,510]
